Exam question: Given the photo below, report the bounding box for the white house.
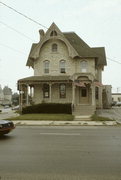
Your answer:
[18,23,110,119]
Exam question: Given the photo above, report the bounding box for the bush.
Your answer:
[22,103,72,114]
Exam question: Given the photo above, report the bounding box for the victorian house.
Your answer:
[18,23,109,119]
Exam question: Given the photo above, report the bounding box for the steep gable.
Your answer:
[26,23,107,68]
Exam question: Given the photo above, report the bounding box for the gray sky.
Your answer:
[0,0,121,93]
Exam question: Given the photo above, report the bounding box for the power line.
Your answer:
[0,43,26,55]
[0,2,121,65]
[0,1,48,30]
[107,57,121,65]
[0,20,35,41]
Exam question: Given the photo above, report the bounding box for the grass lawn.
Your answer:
[91,114,115,121]
[7,113,74,121]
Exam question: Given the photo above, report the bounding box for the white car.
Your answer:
[116,102,121,107]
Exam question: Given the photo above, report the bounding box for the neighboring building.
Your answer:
[0,85,12,105]
[102,85,112,108]
[112,93,121,102]
[0,85,4,104]
[18,23,111,118]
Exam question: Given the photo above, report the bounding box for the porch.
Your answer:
[18,75,102,119]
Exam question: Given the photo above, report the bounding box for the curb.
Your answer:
[13,120,118,126]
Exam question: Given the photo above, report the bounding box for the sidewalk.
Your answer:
[13,120,118,126]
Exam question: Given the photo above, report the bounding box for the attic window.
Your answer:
[52,43,57,52]
[50,30,57,36]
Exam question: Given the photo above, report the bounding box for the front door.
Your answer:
[79,87,88,104]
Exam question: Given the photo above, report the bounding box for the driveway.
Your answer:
[96,107,121,123]
[0,108,19,120]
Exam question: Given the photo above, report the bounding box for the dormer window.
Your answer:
[80,60,87,73]
[44,60,50,74]
[50,30,57,36]
[60,60,66,73]
[52,43,57,52]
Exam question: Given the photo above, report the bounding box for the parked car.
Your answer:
[116,102,121,107]
[0,120,15,135]
[12,105,19,110]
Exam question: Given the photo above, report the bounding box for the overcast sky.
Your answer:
[0,0,121,93]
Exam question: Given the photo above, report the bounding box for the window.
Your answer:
[95,87,99,99]
[80,60,87,72]
[60,60,66,73]
[52,43,57,52]
[50,30,57,36]
[82,88,87,97]
[44,60,49,74]
[43,84,49,98]
[60,84,66,98]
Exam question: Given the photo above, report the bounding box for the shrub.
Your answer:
[22,103,72,114]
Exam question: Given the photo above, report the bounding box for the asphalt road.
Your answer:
[0,126,121,180]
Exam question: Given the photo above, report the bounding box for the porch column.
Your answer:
[99,86,103,108]
[26,84,29,106]
[72,82,76,108]
[30,86,33,97]
[91,84,95,106]
[49,83,52,102]
[19,84,23,114]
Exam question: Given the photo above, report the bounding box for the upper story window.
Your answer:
[50,30,57,36]
[52,43,57,52]
[60,60,66,73]
[44,60,50,74]
[80,60,87,73]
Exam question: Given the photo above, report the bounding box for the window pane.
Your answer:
[50,31,57,36]
[95,87,99,99]
[81,60,87,72]
[60,84,66,98]
[44,60,49,74]
[52,44,57,52]
[82,88,87,97]
[60,60,66,73]
[43,84,49,98]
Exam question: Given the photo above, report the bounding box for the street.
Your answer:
[0,126,121,180]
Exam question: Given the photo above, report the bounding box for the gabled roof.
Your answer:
[92,47,107,65]
[63,32,106,65]
[26,23,107,67]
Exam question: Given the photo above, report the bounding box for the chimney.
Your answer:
[39,29,45,40]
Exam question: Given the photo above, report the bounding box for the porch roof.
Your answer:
[18,75,72,83]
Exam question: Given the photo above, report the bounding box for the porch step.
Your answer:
[74,115,91,121]
[73,105,95,117]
